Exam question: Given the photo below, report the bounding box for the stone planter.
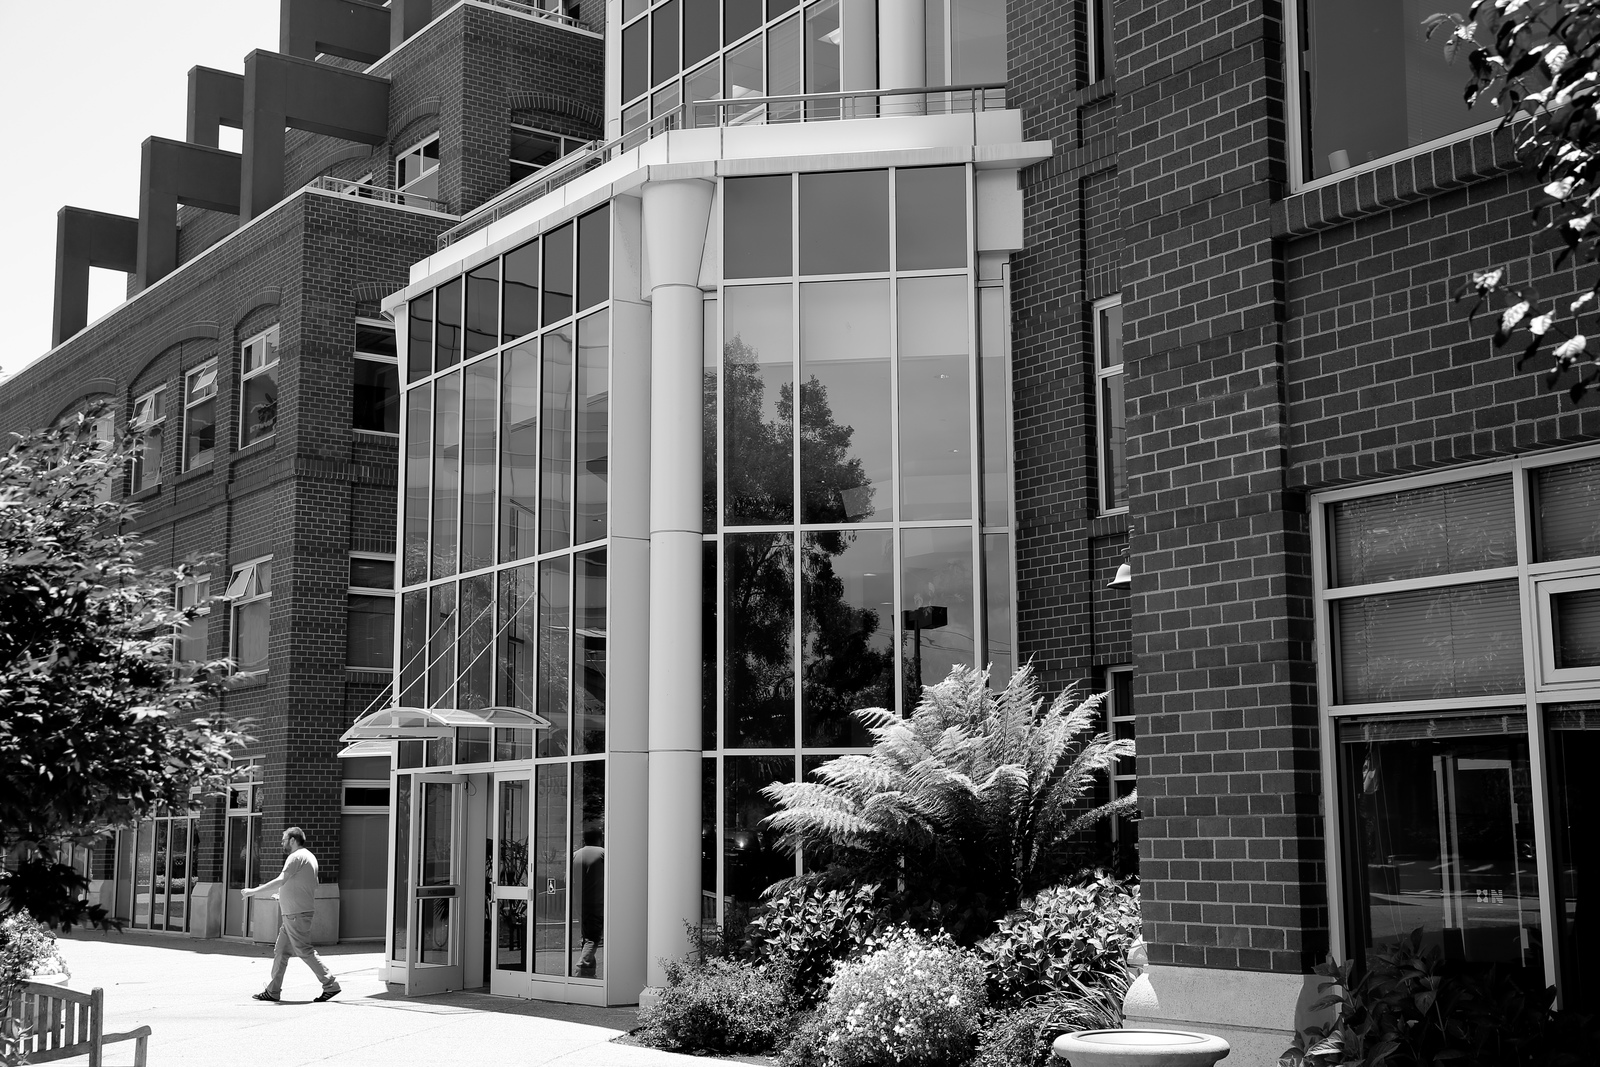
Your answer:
[1052,1028,1231,1067]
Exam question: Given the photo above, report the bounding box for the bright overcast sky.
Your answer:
[0,2,280,381]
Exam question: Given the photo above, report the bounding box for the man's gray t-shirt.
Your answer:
[275,848,319,915]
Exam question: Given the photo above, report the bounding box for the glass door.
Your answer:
[223,784,262,938]
[490,773,532,996]
[403,774,465,995]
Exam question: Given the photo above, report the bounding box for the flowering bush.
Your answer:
[975,872,1140,1007]
[2,912,69,1066]
[815,927,987,1067]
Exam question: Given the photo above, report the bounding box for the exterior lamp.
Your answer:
[1108,562,1132,589]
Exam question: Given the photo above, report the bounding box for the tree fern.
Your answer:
[762,664,1136,936]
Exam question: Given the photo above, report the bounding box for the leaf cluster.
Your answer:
[0,414,244,929]
[1280,929,1599,1067]
[974,871,1141,1008]
[1431,2,1600,399]
[638,951,798,1055]
[745,882,893,1005]
[761,664,1136,937]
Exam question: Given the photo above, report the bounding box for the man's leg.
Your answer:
[263,922,294,996]
[280,912,341,993]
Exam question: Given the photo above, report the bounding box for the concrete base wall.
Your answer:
[1123,965,1330,1067]
[188,882,225,939]
[248,884,341,945]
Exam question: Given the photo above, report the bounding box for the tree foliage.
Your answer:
[0,414,241,929]
[761,665,1136,937]
[1430,1,1600,400]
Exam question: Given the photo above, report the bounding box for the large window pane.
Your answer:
[951,0,1005,83]
[983,531,1012,682]
[574,549,607,755]
[1338,714,1541,974]
[726,0,762,43]
[799,280,891,523]
[541,325,576,553]
[767,15,802,122]
[1548,707,1600,1009]
[575,312,610,544]
[896,167,966,271]
[653,0,681,86]
[577,206,610,312]
[458,574,495,710]
[623,18,648,101]
[901,526,975,704]
[1534,458,1600,562]
[533,765,568,975]
[1331,477,1514,586]
[978,286,1009,526]
[500,340,539,562]
[497,564,538,711]
[571,761,605,978]
[544,222,575,324]
[685,0,719,66]
[726,533,795,747]
[461,359,498,572]
[403,385,433,585]
[799,170,888,275]
[539,556,571,757]
[1553,588,1600,669]
[898,276,972,520]
[435,278,463,371]
[347,593,395,668]
[408,292,434,381]
[704,298,719,531]
[353,360,400,434]
[724,36,764,119]
[703,540,719,749]
[391,775,411,961]
[1301,0,1494,181]
[400,588,427,705]
[465,261,499,359]
[1334,581,1524,703]
[428,582,458,708]
[504,240,540,343]
[725,175,792,279]
[724,285,794,526]
[805,0,841,118]
[725,755,795,914]
[432,371,462,578]
[802,529,893,746]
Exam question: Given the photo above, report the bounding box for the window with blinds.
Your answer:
[1334,581,1523,703]
[1329,476,1514,587]
[1534,458,1600,563]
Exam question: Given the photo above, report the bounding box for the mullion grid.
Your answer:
[711,167,982,920]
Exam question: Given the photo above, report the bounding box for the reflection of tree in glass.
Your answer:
[722,334,882,749]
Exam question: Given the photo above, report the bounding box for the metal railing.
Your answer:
[306,175,449,214]
[437,82,1006,249]
[476,0,583,29]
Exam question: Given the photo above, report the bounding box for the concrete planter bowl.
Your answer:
[1052,1028,1231,1067]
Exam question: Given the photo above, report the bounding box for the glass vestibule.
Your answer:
[113,811,199,933]
[1317,449,1600,1010]
[706,164,1014,922]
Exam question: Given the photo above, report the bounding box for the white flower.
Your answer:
[1529,312,1555,336]
[1548,177,1577,201]
[1555,335,1588,361]
[1573,292,1595,313]
[1501,300,1531,332]
[1545,45,1571,74]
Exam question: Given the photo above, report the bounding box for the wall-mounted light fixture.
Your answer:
[1108,561,1132,589]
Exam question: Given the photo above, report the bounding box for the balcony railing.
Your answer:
[477,0,584,30]
[306,175,448,214]
[436,82,1007,249]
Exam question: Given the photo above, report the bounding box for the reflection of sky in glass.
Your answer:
[898,276,971,520]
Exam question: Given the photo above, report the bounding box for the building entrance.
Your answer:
[396,774,466,995]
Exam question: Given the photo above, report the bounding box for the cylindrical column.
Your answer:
[878,0,926,114]
[641,178,716,989]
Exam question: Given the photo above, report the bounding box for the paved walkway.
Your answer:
[45,929,735,1066]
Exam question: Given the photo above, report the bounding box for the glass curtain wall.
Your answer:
[397,204,612,984]
[113,812,198,932]
[620,0,1004,136]
[705,164,1013,922]
[1317,451,1600,1010]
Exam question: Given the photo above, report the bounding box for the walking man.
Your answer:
[244,826,342,1002]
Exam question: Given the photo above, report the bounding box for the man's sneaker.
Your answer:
[251,991,280,1002]
[314,986,342,1003]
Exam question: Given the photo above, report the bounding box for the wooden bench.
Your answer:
[5,979,149,1066]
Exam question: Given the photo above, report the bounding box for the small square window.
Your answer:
[353,318,400,435]
[225,558,272,674]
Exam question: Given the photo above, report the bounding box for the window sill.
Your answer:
[234,434,277,461]
[228,670,269,689]
[1089,511,1130,539]
[352,429,400,440]
[346,666,393,678]
[175,462,214,485]
[129,483,162,503]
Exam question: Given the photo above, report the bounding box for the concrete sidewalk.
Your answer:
[45,929,739,1066]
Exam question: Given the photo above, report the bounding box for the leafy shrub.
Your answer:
[1281,929,1600,1067]
[976,872,1140,1007]
[971,972,1131,1067]
[815,927,987,1067]
[637,953,795,1055]
[748,882,890,1005]
[2,912,69,1067]
[763,665,1135,940]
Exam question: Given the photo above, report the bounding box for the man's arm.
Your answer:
[242,873,285,899]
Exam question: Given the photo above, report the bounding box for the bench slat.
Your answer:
[8,982,150,1067]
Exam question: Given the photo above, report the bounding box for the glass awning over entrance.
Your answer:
[339,705,551,744]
